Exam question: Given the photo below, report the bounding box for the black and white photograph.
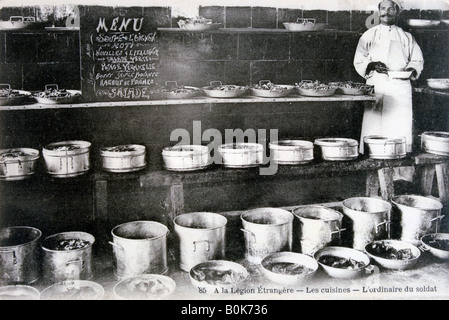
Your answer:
[0,0,448,304]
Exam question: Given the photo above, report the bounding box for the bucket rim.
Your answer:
[111,220,169,242]
[0,226,42,249]
[173,212,228,230]
[342,197,392,214]
[41,231,95,253]
[392,194,443,210]
[240,207,294,226]
[292,205,344,221]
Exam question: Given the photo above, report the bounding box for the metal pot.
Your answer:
[269,140,314,165]
[0,84,32,106]
[342,197,392,250]
[296,81,337,97]
[250,80,295,98]
[43,140,91,178]
[201,81,248,98]
[218,143,264,168]
[365,239,421,270]
[189,260,248,292]
[426,79,449,90]
[314,138,359,161]
[260,252,318,286]
[292,205,345,255]
[240,208,293,263]
[40,280,104,300]
[0,148,40,181]
[33,85,81,105]
[421,131,449,156]
[420,233,449,260]
[0,226,42,285]
[314,246,373,279]
[392,195,444,245]
[283,18,327,32]
[41,232,95,284]
[113,274,176,300]
[363,135,407,159]
[100,144,146,173]
[0,285,40,300]
[162,145,210,171]
[159,81,201,99]
[110,221,169,279]
[174,212,227,272]
[330,82,373,96]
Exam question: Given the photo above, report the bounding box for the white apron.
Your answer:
[360,38,414,154]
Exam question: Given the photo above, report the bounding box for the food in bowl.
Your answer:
[191,264,246,286]
[264,262,315,275]
[426,238,449,251]
[366,242,414,260]
[253,82,291,92]
[45,143,82,151]
[318,255,367,270]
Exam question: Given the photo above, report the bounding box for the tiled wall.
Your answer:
[0,5,449,91]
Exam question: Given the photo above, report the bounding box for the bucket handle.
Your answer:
[330,228,346,236]
[109,241,124,251]
[375,220,391,235]
[193,240,210,252]
[429,215,445,230]
[241,228,256,242]
[0,249,17,264]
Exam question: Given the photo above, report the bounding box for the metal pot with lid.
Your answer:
[269,140,314,165]
[0,148,40,181]
[43,140,91,178]
[100,144,147,173]
[421,131,449,156]
[314,138,359,161]
[363,135,407,159]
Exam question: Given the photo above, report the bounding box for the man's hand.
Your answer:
[405,67,418,78]
[366,61,388,75]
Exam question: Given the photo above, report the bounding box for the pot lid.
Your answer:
[0,148,39,162]
[100,144,145,155]
[314,138,358,147]
[363,135,406,144]
[422,131,449,140]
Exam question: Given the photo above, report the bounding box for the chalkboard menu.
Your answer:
[80,6,164,102]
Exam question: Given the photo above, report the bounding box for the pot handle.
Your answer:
[0,84,11,90]
[429,215,445,230]
[0,249,17,264]
[210,81,223,87]
[66,259,84,278]
[375,220,391,235]
[241,228,256,242]
[45,84,59,92]
[364,264,376,275]
[418,244,430,253]
[109,241,124,251]
[193,240,210,252]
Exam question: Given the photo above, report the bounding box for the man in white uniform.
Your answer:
[354,0,424,154]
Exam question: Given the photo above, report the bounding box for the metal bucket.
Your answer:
[240,208,293,264]
[392,195,444,245]
[174,212,227,272]
[292,205,345,255]
[41,231,95,284]
[0,226,42,285]
[342,197,392,250]
[110,221,169,279]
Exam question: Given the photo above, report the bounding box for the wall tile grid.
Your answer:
[0,5,448,90]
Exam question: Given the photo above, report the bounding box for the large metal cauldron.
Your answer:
[110,221,169,279]
[342,197,391,250]
[240,208,293,264]
[41,231,95,284]
[0,226,42,285]
[392,195,444,245]
[292,205,345,255]
[174,212,227,272]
